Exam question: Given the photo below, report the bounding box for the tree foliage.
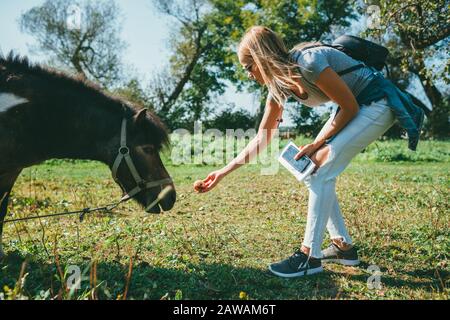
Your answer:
[147,0,221,131]
[20,0,126,88]
[287,102,331,137]
[205,106,257,132]
[365,0,449,137]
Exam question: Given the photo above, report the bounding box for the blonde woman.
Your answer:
[195,26,423,278]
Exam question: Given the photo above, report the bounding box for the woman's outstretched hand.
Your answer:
[193,170,226,193]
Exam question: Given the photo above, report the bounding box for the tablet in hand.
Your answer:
[278,141,316,182]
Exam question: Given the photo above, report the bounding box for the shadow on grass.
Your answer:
[1,250,340,300]
[1,251,445,299]
[340,261,447,294]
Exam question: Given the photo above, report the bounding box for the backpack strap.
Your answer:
[337,63,365,76]
[293,44,366,77]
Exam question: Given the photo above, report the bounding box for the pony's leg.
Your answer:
[0,170,21,259]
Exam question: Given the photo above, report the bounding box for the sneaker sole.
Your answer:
[321,258,360,266]
[268,265,324,278]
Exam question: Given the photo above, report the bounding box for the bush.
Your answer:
[356,139,450,163]
[204,107,257,132]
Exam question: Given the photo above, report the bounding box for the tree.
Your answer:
[366,0,449,137]
[20,0,126,88]
[114,78,153,109]
[148,0,222,131]
[205,106,257,132]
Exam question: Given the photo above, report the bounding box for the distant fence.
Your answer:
[279,129,297,140]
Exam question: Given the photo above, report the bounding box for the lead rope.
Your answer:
[3,200,123,224]
[3,185,174,225]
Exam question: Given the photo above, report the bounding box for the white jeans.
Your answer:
[302,98,396,258]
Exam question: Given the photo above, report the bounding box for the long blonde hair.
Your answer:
[238,26,319,106]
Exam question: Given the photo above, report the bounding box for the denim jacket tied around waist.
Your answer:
[355,72,425,151]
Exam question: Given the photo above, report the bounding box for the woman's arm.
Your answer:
[295,66,360,159]
[222,97,283,175]
[313,67,360,144]
[200,96,283,192]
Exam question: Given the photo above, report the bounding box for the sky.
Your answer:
[0,0,264,124]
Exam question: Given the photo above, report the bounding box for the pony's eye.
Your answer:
[142,145,154,153]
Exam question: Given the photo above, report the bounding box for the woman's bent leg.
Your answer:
[302,175,338,258]
[302,99,396,258]
[326,192,353,245]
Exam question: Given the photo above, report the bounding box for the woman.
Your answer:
[195,26,423,278]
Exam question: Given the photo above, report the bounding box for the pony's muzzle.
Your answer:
[145,185,176,213]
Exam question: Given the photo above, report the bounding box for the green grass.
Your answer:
[1,139,449,300]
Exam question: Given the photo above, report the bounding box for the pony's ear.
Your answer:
[133,108,147,126]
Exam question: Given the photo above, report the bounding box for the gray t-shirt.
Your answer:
[286,46,376,107]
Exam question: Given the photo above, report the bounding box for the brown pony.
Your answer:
[0,53,176,257]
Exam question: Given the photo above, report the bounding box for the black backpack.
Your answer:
[298,35,390,77]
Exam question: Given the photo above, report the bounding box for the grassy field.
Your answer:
[0,138,449,300]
